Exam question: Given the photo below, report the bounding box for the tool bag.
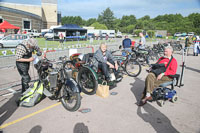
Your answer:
[19,81,44,107]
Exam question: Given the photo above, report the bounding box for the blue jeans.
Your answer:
[122,48,132,59]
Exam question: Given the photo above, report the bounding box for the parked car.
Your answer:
[44,30,55,40]
[188,32,194,36]
[156,34,163,38]
[23,29,42,38]
[0,34,30,48]
[116,32,122,38]
[174,32,182,37]
[41,31,48,37]
[31,30,42,38]
[181,33,187,37]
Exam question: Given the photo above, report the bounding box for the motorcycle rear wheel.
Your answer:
[60,85,81,112]
[78,67,98,95]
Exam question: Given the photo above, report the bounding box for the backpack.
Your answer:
[19,81,44,107]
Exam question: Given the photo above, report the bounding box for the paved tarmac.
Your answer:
[0,50,200,133]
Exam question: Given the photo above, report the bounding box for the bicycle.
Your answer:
[111,49,142,77]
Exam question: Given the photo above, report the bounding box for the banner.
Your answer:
[2,51,7,56]
[11,49,15,54]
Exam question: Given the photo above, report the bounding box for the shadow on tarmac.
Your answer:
[185,66,200,73]
[29,125,42,133]
[130,77,180,133]
[0,92,20,126]
[73,122,89,133]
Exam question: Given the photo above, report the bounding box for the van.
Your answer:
[109,33,115,38]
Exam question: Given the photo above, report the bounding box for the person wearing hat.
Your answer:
[15,38,42,93]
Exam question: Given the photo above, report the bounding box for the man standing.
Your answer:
[16,38,41,93]
[138,32,149,65]
[184,35,193,56]
[138,46,178,106]
[122,35,132,56]
[138,32,146,49]
[59,33,64,47]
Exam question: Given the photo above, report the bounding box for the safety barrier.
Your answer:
[0,43,120,69]
[0,43,120,93]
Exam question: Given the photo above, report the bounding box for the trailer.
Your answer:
[87,29,115,38]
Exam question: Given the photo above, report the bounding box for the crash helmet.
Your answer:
[78,54,84,61]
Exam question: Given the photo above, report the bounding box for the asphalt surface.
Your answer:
[0,47,200,133]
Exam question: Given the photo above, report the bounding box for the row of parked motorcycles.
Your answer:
[34,46,144,112]
[34,42,182,111]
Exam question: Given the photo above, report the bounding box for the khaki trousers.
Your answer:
[143,73,172,95]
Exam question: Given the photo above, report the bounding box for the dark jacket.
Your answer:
[122,38,131,48]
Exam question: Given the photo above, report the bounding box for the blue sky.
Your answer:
[1,0,200,19]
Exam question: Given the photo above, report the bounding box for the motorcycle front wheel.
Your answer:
[125,59,141,77]
[60,85,81,112]
[77,67,98,95]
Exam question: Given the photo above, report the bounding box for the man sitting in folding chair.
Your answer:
[138,46,178,106]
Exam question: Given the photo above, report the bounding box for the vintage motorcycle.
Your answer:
[34,56,81,112]
[69,49,141,95]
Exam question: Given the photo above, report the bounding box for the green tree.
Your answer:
[135,20,144,29]
[113,18,121,31]
[126,25,135,33]
[188,13,200,34]
[147,30,155,38]
[61,16,84,26]
[85,18,97,26]
[139,15,150,21]
[97,7,115,29]
[91,22,108,29]
[134,29,142,36]
[120,15,137,27]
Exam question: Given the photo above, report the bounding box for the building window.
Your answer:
[23,20,31,29]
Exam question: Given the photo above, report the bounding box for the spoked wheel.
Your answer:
[60,85,81,112]
[78,67,98,95]
[125,59,141,77]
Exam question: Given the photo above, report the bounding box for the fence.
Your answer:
[0,43,120,93]
[0,38,164,93]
